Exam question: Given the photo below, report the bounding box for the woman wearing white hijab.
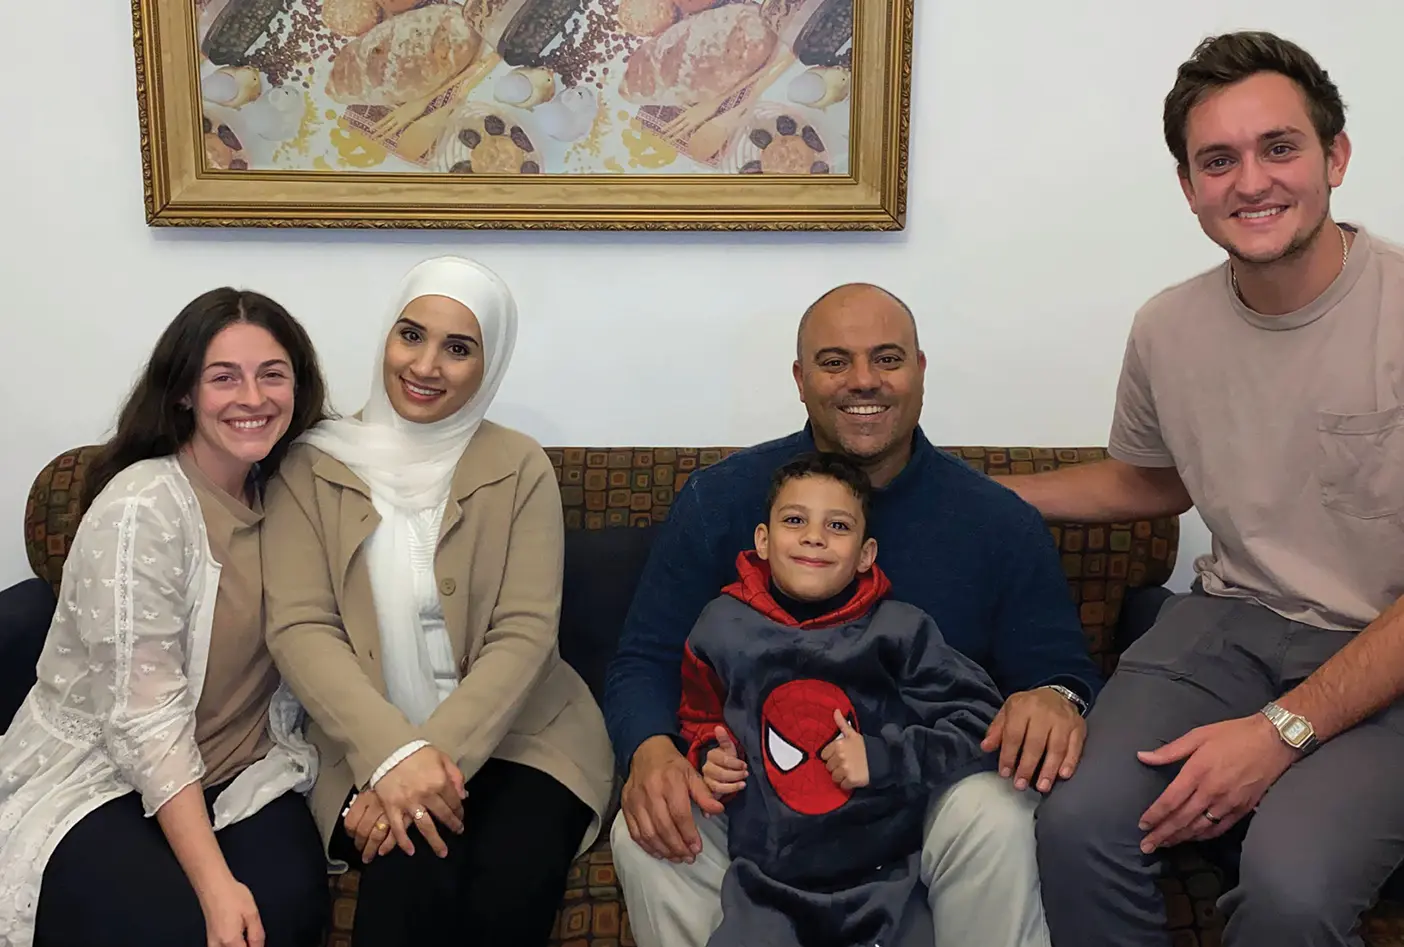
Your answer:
[261,256,614,945]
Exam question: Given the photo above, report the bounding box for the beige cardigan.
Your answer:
[261,422,614,858]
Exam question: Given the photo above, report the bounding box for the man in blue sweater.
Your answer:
[604,282,1103,947]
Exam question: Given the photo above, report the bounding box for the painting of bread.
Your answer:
[618,4,778,108]
[161,0,877,186]
[326,5,483,107]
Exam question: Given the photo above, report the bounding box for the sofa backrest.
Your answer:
[24,444,1178,684]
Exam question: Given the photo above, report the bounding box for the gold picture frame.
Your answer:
[132,0,913,230]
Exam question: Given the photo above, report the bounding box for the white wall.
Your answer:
[4,1,1403,589]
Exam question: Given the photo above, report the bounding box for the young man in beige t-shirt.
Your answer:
[999,31,1404,947]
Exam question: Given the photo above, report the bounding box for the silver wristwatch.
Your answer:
[1041,684,1089,717]
[1261,701,1318,755]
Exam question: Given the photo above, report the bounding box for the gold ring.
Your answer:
[374,820,389,832]
[413,807,427,821]
[1203,809,1221,824]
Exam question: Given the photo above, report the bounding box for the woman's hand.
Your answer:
[198,875,265,947]
[343,790,398,864]
[374,746,467,857]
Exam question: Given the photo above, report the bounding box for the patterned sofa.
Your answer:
[18,443,1404,946]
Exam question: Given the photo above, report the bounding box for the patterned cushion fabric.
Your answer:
[23,444,1403,947]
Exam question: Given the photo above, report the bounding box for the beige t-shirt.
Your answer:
[179,455,278,788]
[1109,223,1404,632]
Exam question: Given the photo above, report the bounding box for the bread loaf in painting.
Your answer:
[619,4,778,108]
[326,5,482,106]
[463,0,582,67]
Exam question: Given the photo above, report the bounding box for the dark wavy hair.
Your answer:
[81,287,329,513]
[1164,31,1347,171]
[766,451,874,537]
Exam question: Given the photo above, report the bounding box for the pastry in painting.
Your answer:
[463,0,583,68]
[322,0,382,37]
[203,112,250,170]
[619,4,777,108]
[434,103,543,173]
[617,0,677,38]
[325,5,482,107]
[722,102,832,175]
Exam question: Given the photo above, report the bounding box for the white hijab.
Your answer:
[300,256,519,723]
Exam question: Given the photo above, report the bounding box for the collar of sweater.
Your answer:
[721,549,891,629]
[796,423,936,494]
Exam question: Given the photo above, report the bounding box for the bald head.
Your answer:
[791,282,925,484]
[797,283,919,360]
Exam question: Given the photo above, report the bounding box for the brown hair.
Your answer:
[1163,31,1346,170]
[81,288,330,513]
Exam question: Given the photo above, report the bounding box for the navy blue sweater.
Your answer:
[603,425,1105,772]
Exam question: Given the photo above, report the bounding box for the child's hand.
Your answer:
[701,726,748,798]
[821,709,869,789]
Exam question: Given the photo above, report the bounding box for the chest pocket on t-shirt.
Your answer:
[1318,405,1404,518]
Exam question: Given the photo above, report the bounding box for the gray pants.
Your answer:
[1036,591,1404,947]
[613,770,1051,947]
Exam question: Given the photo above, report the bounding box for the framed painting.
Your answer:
[131,0,914,230]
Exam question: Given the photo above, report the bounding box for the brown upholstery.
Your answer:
[22,444,1403,946]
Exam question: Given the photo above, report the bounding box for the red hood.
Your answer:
[721,549,890,629]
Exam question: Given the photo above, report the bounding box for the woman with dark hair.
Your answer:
[0,288,333,947]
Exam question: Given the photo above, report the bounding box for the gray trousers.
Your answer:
[613,770,1051,947]
[1036,591,1404,947]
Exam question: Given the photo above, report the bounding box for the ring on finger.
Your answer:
[374,820,389,832]
[413,807,427,821]
[1203,809,1222,824]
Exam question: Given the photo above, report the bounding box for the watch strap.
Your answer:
[1041,684,1088,717]
[1261,701,1318,754]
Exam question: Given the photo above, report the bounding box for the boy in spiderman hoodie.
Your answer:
[677,452,1006,947]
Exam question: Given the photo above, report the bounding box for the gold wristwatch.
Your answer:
[1261,701,1318,755]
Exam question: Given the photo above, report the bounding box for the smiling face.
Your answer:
[184,321,295,491]
[382,294,486,424]
[793,286,925,483]
[1177,70,1349,267]
[755,473,876,602]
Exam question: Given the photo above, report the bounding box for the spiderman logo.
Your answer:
[761,678,858,815]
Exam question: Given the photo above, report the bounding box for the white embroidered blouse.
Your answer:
[0,457,318,947]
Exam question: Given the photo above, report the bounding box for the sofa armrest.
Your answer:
[0,577,56,732]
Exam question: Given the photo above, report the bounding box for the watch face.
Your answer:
[1284,719,1308,744]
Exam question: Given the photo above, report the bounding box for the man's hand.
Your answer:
[1135,713,1298,853]
[820,710,869,789]
[981,687,1086,793]
[621,735,725,864]
[700,727,748,798]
